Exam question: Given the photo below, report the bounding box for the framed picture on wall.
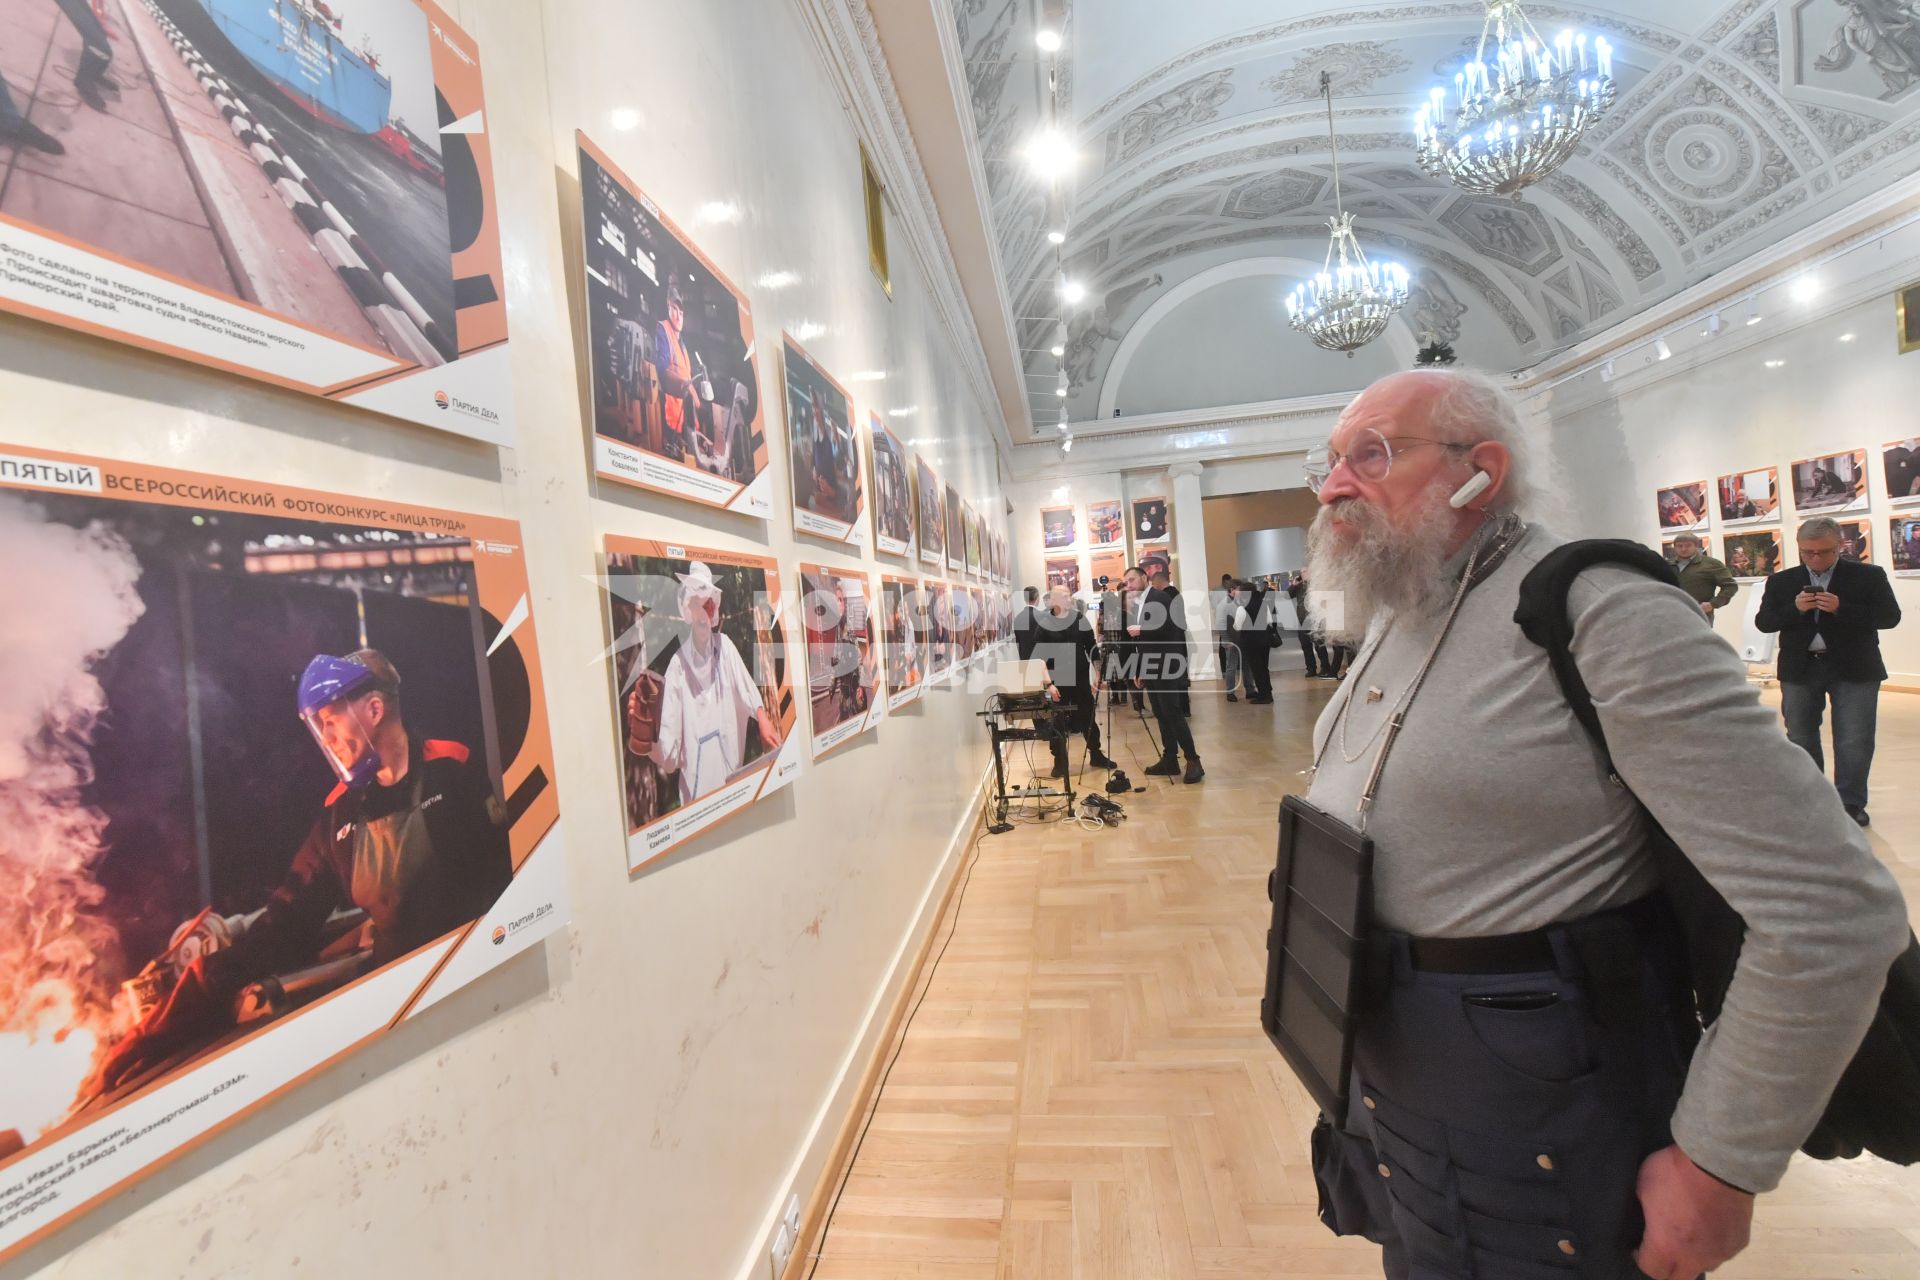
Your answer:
[1656,482,1709,531]
[1814,519,1874,564]
[1892,517,1920,576]
[1041,504,1078,549]
[915,457,945,568]
[923,581,954,677]
[1899,282,1920,355]
[1715,469,1780,526]
[1882,439,1920,507]
[1087,500,1124,547]
[783,336,867,545]
[1724,530,1783,580]
[1132,495,1170,544]
[1045,555,1081,594]
[964,504,983,577]
[1790,449,1869,516]
[867,414,914,558]
[1089,548,1127,590]
[944,484,965,572]
[879,576,925,710]
[799,565,884,758]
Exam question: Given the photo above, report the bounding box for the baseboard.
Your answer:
[1887,676,1920,695]
[730,763,993,1280]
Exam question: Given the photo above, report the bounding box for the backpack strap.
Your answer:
[1512,539,1677,780]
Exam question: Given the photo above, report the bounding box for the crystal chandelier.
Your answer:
[1287,73,1410,357]
[1415,0,1615,196]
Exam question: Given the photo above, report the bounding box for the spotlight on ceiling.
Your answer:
[1745,303,1762,326]
[1599,359,1615,382]
[1047,228,1067,245]
[1035,28,1063,53]
[1058,278,1087,306]
[1839,332,1857,343]
[1702,312,1722,338]
[1791,275,1821,304]
[1764,358,1786,369]
[1653,337,1672,362]
[1050,342,1065,357]
[1025,129,1077,180]
[1061,435,1073,455]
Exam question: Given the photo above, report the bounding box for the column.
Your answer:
[1165,461,1215,676]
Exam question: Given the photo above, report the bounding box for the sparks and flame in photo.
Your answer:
[0,497,147,1147]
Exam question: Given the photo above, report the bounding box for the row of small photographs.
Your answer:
[1041,496,1171,550]
[1041,546,1175,594]
[1661,516,1920,581]
[1658,440,1920,534]
[604,536,1017,870]
[576,135,1013,581]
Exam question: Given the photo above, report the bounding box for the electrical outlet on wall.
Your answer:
[769,1223,793,1278]
[784,1194,801,1238]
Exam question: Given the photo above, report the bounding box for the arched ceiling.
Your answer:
[950,0,1920,441]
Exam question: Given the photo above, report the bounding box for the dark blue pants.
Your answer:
[1780,664,1879,814]
[1312,902,1696,1279]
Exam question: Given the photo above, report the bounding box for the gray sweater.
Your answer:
[1307,525,1908,1193]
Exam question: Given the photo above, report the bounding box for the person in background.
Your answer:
[1215,573,1243,702]
[1670,532,1738,619]
[1287,571,1331,679]
[1754,516,1902,826]
[1138,565,1201,783]
[1234,579,1275,704]
[1014,585,1042,660]
[1033,586,1117,778]
[1299,367,1906,1280]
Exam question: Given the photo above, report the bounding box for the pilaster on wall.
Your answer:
[1165,461,1214,671]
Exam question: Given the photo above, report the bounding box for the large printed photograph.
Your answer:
[784,336,864,544]
[943,483,963,572]
[1884,439,1920,507]
[800,565,881,757]
[1132,495,1169,544]
[0,446,562,1261]
[580,135,767,514]
[914,456,944,569]
[0,0,512,439]
[879,575,923,710]
[1725,530,1783,580]
[1894,517,1920,576]
[1716,468,1779,526]
[923,580,953,678]
[1656,482,1708,532]
[603,538,800,868]
[1087,499,1122,547]
[868,414,912,558]
[1790,450,1868,516]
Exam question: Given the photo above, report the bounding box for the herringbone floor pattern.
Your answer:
[813,673,1920,1279]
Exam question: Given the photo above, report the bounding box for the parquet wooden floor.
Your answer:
[812,672,1920,1279]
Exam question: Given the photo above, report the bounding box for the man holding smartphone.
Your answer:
[1755,517,1902,825]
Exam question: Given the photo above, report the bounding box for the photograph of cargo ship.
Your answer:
[0,0,458,362]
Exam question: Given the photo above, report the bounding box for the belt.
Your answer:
[1403,895,1668,976]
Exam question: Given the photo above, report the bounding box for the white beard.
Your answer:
[1303,492,1460,646]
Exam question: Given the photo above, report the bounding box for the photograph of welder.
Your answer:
[1045,555,1080,594]
[1087,500,1123,547]
[880,576,923,701]
[943,484,964,570]
[605,546,796,838]
[0,484,546,1158]
[800,567,880,754]
[0,0,466,364]
[915,457,945,568]
[581,141,766,509]
[923,581,953,675]
[785,336,864,539]
[1132,495,1169,543]
[869,415,914,557]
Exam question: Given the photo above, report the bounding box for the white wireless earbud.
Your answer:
[1449,469,1494,510]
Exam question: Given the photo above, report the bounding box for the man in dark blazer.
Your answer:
[1013,586,1042,661]
[1137,566,1202,782]
[1755,516,1903,825]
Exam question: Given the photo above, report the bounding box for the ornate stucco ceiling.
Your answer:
[951,0,1920,440]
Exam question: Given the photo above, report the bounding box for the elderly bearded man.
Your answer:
[1295,369,1907,1280]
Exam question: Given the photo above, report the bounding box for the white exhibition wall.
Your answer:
[0,2,1009,1279]
[1536,290,1920,683]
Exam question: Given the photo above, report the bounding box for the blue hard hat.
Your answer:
[296,653,378,717]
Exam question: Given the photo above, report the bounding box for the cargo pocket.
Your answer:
[1310,1114,1390,1242]
[1361,1089,1469,1275]
[1447,1125,1581,1279]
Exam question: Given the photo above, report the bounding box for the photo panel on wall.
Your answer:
[915,458,946,569]
[1045,555,1081,594]
[1132,495,1170,545]
[1790,450,1869,517]
[0,445,565,1262]
[1089,548,1126,591]
[943,484,965,573]
[964,504,982,578]
[579,134,770,514]
[1882,439,1920,507]
[603,538,801,868]
[1041,503,1077,550]
[1715,468,1780,526]
[0,2,511,439]
[1087,499,1124,548]
[880,575,925,710]
[784,337,866,545]
[1893,516,1920,576]
[1657,482,1709,532]
[1724,530,1783,580]
[922,580,954,680]
[800,565,884,758]
[868,415,915,558]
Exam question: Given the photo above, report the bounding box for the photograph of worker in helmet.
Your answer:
[0,468,554,1170]
[784,335,866,543]
[604,540,799,863]
[580,136,768,514]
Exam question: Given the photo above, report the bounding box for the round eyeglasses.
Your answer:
[1304,429,1471,493]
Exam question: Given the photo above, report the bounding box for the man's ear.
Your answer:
[1463,441,1513,509]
